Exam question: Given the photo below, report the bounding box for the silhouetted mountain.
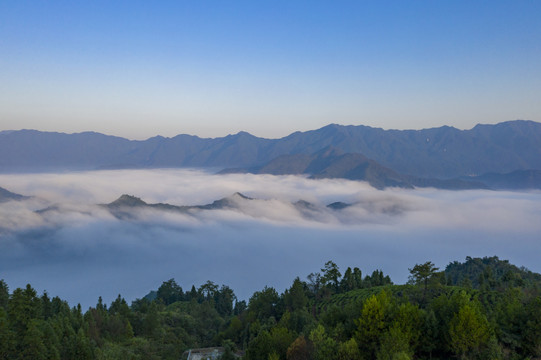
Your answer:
[223,146,488,190]
[108,194,148,208]
[252,120,541,178]
[104,193,256,219]
[228,146,414,189]
[326,202,351,210]
[104,195,191,219]
[0,186,26,202]
[195,192,253,210]
[2,120,540,179]
[101,192,399,222]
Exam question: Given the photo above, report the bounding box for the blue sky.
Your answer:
[1,1,540,139]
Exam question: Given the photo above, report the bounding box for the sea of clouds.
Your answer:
[1,169,540,309]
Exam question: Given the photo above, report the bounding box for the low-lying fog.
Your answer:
[1,169,540,309]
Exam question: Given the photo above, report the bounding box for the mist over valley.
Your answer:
[1,169,540,309]
[3,2,541,357]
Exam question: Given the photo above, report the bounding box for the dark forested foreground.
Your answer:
[1,256,541,360]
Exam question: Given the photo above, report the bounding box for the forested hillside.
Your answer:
[1,256,540,359]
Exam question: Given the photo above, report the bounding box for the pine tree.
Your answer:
[355,290,392,357]
[0,308,15,359]
[74,328,93,360]
[20,320,47,360]
[321,261,342,294]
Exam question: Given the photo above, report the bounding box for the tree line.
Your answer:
[1,256,540,359]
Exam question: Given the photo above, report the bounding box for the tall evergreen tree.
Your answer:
[73,328,93,360]
[340,267,355,292]
[449,304,490,360]
[321,261,342,294]
[409,261,439,301]
[0,308,15,359]
[284,278,308,312]
[8,285,41,340]
[355,290,392,357]
[20,320,47,360]
[0,280,8,311]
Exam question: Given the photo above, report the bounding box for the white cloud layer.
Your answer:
[1,169,540,308]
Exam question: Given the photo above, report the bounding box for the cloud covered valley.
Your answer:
[1,169,541,308]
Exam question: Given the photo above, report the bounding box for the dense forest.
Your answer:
[1,256,541,360]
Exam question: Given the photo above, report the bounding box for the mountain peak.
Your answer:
[108,194,147,207]
[317,123,344,134]
[231,192,252,200]
[227,130,256,138]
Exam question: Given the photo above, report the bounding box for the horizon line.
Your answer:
[0,119,537,141]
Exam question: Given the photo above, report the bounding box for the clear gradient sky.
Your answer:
[1,1,540,139]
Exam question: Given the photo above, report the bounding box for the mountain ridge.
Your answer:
[0,186,26,202]
[1,120,540,179]
[221,146,491,190]
[103,192,258,220]
[99,192,406,222]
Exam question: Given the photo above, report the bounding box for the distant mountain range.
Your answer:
[102,192,412,223]
[1,120,541,189]
[221,146,493,190]
[0,187,413,232]
[23,192,403,225]
[0,188,404,220]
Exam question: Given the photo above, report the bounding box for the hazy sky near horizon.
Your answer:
[1,1,540,139]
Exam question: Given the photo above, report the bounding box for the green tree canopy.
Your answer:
[449,304,490,360]
[284,278,308,312]
[157,279,183,305]
[321,261,342,293]
[408,261,439,290]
